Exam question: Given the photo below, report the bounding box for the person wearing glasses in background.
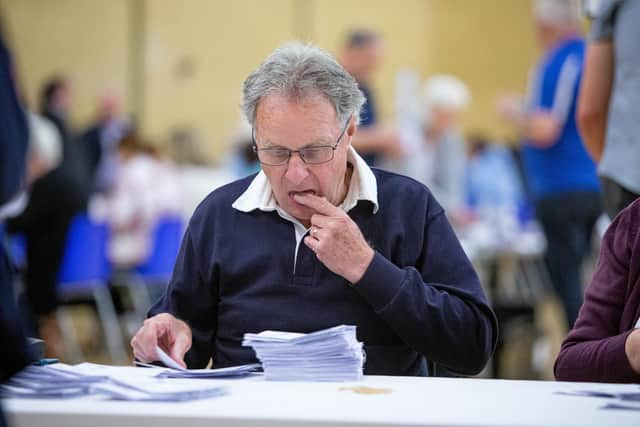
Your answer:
[131,43,497,377]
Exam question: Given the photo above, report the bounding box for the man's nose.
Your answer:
[284,152,309,185]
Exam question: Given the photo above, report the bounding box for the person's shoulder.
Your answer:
[616,198,640,236]
[371,168,443,216]
[372,167,426,191]
[561,38,586,62]
[544,38,585,70]
[604,198,640,254]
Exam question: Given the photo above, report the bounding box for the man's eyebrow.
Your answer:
[259,138,334,149]
[305,138,334,147]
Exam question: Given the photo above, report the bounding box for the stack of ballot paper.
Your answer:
[242,324,364,381]
[1,363,228,401]
[145,346,261,378]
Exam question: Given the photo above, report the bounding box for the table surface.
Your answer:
[3,366,640,427]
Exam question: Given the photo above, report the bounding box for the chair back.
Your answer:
[8,232,27,269]
[58,213,111,293]
[135,216,183,280]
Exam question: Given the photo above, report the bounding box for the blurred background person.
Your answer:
[91,131,181,270]
[39,76,91,194]
[80,89,130,195]
[39,76,72,144]
[497,0,601,329]
[224,121,260,179]
[0,27,32,427]
[406,74,470,220]
[577,0,640,219]
[169,126,236,221]
[338,28,402,166]
[6,77,90,358]
[466,134,525,220]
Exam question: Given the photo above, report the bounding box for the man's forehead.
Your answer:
[255,94,340,136]
[257,93,336,118]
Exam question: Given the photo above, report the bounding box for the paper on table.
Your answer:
[1,363,230,402]
[156,345,186,370]
[153,345,261,378]
[154,364,261,379]
[557,388,640,411]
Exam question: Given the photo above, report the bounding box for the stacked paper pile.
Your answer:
[242,324,364,381]
[1,363,228,401]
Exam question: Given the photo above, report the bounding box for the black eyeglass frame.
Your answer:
[252,119,350,166]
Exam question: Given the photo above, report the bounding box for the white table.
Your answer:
[3,367,639,427]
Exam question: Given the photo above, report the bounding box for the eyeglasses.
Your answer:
[252,119,350,166]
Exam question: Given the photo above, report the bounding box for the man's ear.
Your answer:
[346,116,357,142]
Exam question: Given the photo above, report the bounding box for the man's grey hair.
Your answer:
[533,0,581,26]
[241,42,365,128]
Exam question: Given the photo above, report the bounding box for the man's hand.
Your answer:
[294,193,374,284]
[130,313,192,368]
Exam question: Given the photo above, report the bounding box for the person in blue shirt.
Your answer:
[132,42,497,376]
[498,0,601,328]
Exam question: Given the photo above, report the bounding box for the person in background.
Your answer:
[554,198,640,383]
[91,132,181,269]
[497,0,601,329]
[39,76,90,193]
[80,89,130,194]
[405,75,470,218]
[0,27,32,427]
[6,78,89,358]
[168,127,236,221]
[577,0,640,219]
[39,77,72,144]
[466,135,524,217]
[338,28,402,166]
[130,42,497,376]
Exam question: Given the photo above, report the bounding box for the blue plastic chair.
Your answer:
[125,215,184,322]
[57,213,127,364]
[135,216,183,281]
[7,232,27,270]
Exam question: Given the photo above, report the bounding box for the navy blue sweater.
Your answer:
[150,169,497,376]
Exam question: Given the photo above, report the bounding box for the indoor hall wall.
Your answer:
[142,0,295,157]
[425,0,538,140]
[0,0,130,129]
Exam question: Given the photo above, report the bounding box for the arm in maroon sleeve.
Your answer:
[554,201,640,383]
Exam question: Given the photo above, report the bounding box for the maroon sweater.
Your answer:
[555,198,640,382]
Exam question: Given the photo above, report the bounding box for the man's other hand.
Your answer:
[130,313,192,368]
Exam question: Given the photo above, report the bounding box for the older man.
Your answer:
[132,43,497,376]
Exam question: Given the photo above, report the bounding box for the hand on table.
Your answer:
[130,313,192,368]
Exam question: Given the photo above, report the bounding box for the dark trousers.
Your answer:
[536,191,601,328]
[600,176,640,220]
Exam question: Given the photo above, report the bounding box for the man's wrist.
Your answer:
[347,247,375,284]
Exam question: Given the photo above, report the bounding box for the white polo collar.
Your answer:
[232,146,379,217]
